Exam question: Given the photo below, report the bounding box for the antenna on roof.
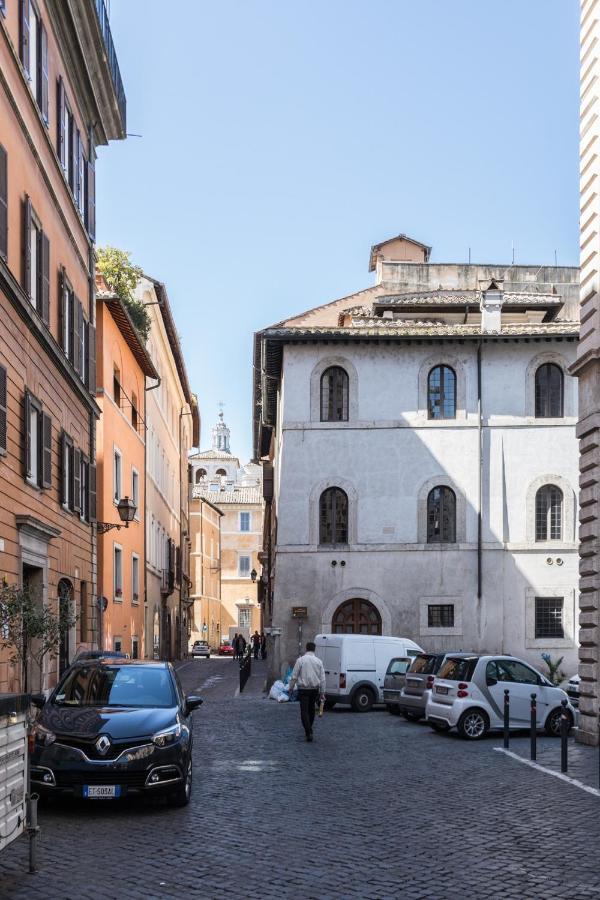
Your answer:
[468,247,471,264]
[554,249,558,267]
[511,241,515,265]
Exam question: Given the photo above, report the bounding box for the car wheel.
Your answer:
[170,757,192,807]
[457,709,489,740]
[352,687,375,712]
[324,699,336,710]
[545,707,572,737]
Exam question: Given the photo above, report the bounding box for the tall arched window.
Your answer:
[428,365,456,419]
[427,486,456,543]
[332,598,382,634]
[320,366,349,422]
[216,468,226,476]
[535,484,563,540]
[195,468,206,484]
[535,363,563,418]
[319,487,348,544]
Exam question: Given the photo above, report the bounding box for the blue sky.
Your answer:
[97,0,580,463]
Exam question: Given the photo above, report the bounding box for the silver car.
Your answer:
[191,641,210,659]
[383,657,412,714]
[398,652,447,721]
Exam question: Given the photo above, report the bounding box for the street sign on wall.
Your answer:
[292,606,308,618]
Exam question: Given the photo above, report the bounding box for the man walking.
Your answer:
[251,630,261,660]
[231,633,239,660]
[288,642,326,742]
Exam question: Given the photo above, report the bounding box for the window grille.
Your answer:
[320,367,349,422]
[427,486,456,542]
[428,365,456,419]
[535,364,563,418]
[535,485,562,541]
[319,487,348,544]
[427,604,455,627]
[535,597,564,639]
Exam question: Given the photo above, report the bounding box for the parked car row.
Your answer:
[315,634,576,741]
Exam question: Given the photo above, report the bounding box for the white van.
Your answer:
[315,634,423,711]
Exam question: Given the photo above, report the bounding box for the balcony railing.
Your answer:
[94,0,127,128]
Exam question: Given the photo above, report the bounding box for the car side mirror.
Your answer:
[486,677,497,687]
[185,694,203,714]
[30,693,46,709]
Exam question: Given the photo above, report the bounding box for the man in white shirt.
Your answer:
[288,642,326,742]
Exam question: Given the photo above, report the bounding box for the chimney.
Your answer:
[479,279,503,333]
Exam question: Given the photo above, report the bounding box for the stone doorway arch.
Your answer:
[332,598,382,635]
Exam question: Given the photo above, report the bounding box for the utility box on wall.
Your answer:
[0,695,29,854]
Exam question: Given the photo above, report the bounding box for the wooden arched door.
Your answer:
[332,599,382,635]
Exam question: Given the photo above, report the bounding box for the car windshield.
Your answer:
[408,654,440,675]
[437,657,478,682]
[386,658,410,675]
[53,666,176,709]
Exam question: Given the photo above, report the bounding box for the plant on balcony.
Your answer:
[96,246,150,342]
[0,581,77,692]
[541,652,566,686]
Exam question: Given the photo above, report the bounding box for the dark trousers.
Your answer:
[253,646,259,659]
[298,688,319,736]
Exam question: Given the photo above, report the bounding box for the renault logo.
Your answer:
[95,735,111,756]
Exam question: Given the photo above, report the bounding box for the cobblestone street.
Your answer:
[1,658,600,899]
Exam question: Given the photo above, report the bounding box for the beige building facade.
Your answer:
[189,496,222,648]
[190,414,263,644]
[140,275,199,660]
[574,0,600,744]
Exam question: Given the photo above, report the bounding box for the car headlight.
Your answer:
[32,723,56,747]
[152,723,182,747]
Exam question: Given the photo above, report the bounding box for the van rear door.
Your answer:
[321,645,341,693]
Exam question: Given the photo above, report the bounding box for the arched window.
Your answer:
[427,486,456,543]
[320,366,349,422]
[535,484,563,541]
[535,363,563,418]
[332,598,382,634]
[428,365,456,419]
[215,468,226,476]
[195,468,207,483]
[319,487,348,544]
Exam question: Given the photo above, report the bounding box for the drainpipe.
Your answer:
[477,340,483,600]
[145,376,161,658]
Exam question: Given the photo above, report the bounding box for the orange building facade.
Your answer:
[189,496,222,648]
[95,287,157,658]
[0,1,125,691]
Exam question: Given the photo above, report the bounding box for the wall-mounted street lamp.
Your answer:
[97,496,137,534]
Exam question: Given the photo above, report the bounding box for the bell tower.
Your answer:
[212,407,231,454]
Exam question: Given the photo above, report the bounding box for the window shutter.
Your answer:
[57,78,65,166]
[175,545,182,585]
[0,365,7,454]
[86,157,96,240]
[23,196,31,296]
[69,119,76,192]
[41,412,52,488]
[89,463,97,522]
[0,145,7,261]
[41,232,50,324]
[40,23,49,123]
[75,129,81,207]
[81,453,89,520]
[72,298,80,372]
[58,268,66,351]
[88,323,96,395]
[72,447,81,513]
[24,390,31,477]
[83,319,89,388]
[19,0,30,74]
[59,430,67,505]
[77,301,84,378]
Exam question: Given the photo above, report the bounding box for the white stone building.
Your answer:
[253,235,580,680]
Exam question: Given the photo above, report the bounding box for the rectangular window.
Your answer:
[113,366,121,406]
[238,555,251,577]
[131,393,138,431]
[113,447,122,502]
[131,467,139,517]
[535,597,564,639]
[24,391,50,488]
[61,275,74,361]
[28,397,39,485]
[238,608,251,629]
[131,636,139,659]
[114,545,123,600]
[0,145,7,261]
[61,431,73,508]
[240,512,250,532]
[132,554,139,604]
[114,637,122,653]
[0,365,7,455]
[29,216,39,310]
[427,604,455,628]
[79,454,88,521]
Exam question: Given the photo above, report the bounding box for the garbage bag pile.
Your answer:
[268,670,298,702]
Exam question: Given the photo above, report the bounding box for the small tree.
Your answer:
[0,582,77,692]
[96,246,151,342]
[541,652,566,686]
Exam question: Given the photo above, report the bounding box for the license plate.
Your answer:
[83,785,121,799]
[435,686,448,695]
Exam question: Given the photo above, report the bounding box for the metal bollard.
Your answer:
[560,698,569,774]
[503,689,510,749]
[530,693,537,761]
[26,793,40,874]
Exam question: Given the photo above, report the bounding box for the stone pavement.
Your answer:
[1,657,600,899]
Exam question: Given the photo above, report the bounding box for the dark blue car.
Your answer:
[29,659,202,806]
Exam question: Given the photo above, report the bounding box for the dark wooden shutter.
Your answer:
[69,117,76,192]
[73,297,81,372]
[41,232,50,324]
[59,430,67,504]
[89,463,97,522]
[19,0,30,74]
[40,22,49,123]
[81,453,89,521]
[75,129,81,207]
[41,412,52,488]
[72,447,81,513]
[0,145,7,261]
[23,197,31,296]
[0,365,7,454]
[57,78,65,166]
[86,157,96,240]
[83,319,89,388]
[58,268,66,351]
[175,545,182,585]
[77,301,84,378]
[88,323,96,395]
[24,390,31,477]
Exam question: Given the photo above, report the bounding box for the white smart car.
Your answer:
[425,654,575,740]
